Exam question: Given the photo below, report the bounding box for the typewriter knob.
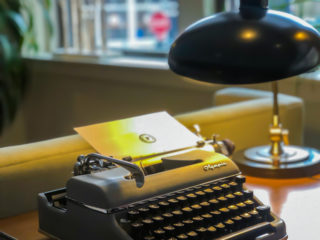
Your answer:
[256,205,271,221]
[235,175,246,185]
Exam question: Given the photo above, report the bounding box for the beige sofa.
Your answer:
[0,88,303,218]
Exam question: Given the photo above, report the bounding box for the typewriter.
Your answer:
[38,112,287,240]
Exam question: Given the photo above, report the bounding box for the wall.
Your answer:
[0,57,218,147]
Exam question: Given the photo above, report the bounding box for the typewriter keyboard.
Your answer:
[118,175,273,240]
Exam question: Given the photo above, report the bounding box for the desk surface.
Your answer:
[1,175,320,240]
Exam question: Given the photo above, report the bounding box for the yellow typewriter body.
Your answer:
[38,112,287,240]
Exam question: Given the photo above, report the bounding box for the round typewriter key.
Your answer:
[181,207,193,218]
[167,238,178,240]
[241,213,252,227]
[214,222,226,236]
[192,216,204,228]
[236,202,247,214]
[232,216,243,230]
[226,194,236,204]
[144,236,155,240]
[220,184,231,194]
[154,228,166,238]
[219,207,230,220]
[229,181,239,191]
[199,201,211,213]
[186,193,197,203]
[224,219,235,233]
[249,209,260,222]
[182,219,194,228]
[256,205,271,221]
[208,198,219,209]
[243,190,254,199]
[159,201,170,212]
[195,227,207,238]
[228,205,239,218]
[162,213,174,224]
[195,191,206,201]
[186,231,198,240]
[191,204,202,214]
[217,196,228,208]
[235,175,246,185]
[163,225,176,236]
[149,204,160,214]
[201,213,213,227]
[234,191,244,202]
[142,218,155,230]
[152,215,164,228]
[209,210,222,224]
[206,226,217,237]
[131,222,144,238]
[128,210,140,221]
[203,188,214,198]
[212,186,223,196]
[176,196,188,207]
[138,207,150,218]
[244,200,255,211]
[176,234,188,239]
[168,198,180,209]
[172,210,183,221]
[173,222,185,235]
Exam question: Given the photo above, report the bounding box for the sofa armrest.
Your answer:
[0,135,94,218]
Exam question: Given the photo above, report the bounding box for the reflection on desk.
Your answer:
[0,175,320,240]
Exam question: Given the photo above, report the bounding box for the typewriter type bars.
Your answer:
[116,175,280,240]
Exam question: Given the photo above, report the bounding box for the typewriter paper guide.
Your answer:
[74,112,202,159]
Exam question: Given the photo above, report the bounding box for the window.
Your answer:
[53,0,179,56]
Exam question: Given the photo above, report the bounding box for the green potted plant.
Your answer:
[0,0,27,134]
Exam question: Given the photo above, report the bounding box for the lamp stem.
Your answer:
[270,81,284,166]
[272,81,279,125]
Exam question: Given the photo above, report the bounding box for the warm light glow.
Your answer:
[294,31,309,41]
[240,29,258,41]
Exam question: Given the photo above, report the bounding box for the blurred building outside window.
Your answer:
[22,0,179,58]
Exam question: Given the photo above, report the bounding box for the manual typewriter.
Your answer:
[38,112,287,240]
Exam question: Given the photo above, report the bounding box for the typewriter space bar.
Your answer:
[216,222,281,240]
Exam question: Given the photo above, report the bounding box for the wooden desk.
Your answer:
[1,175,320,240]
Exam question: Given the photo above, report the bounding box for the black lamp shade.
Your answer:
[168,2,320,84]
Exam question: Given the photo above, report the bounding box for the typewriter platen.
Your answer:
[38,112,287,240]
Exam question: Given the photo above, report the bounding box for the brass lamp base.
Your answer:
[233,147,320,178]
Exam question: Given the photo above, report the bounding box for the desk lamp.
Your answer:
[169,0,320,178]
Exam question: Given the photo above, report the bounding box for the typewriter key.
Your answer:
[243,190,254,199]
[190,204,202,215]
[168,198,180,209]
[199,201,211,213]
[229,181,239,191]
[231,216,243,230]
[192,216,204,228]
[144,236,155,240]
[225,194,236,204]
[224,219,235,232]
[128,210,140,221]
[138,207,150,218]
[163,225,176,236]
[214,222,226,236]
[219,207,231,220]
[182,219,194,228]
[173,222,185,235]
[171,210,184,221]
[235,175,246,185]
[176,233,188,239]
[217,196,228,208]
[228,205,239,218]
[195,227,207,238]
[233,191,245,202]
[159,201,170,212]
[162,213,174,224]
[220,184,231,194]
[194,191,206,201]
[209,210,222,224]
[203,188,214,198]
[176,196,188,207]
[185,193,197,203]
[256,205,271,221]
[241,213,252,227]
[208,198,219,209]
[206,226,217,237]
[181,207,193,218]
[152,215,164,228]
[212,186,223,196]
[201,213,213,227]
[148,204,160,214]
[186,231,198,240]
[249,209,260,222]
[236,202,247,214]
[154,228,166,238]
[244,200,255,211]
